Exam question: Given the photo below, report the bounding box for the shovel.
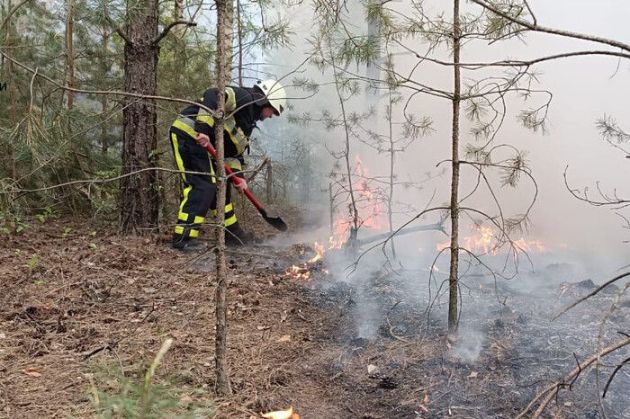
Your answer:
[203,142,288,232]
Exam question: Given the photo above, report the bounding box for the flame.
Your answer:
[285,242,326,280]
[354,156,385,230]
[262,407,300,419]
[437,225,548,255]
[326,156,386,249]
[285,155,388,280]
[286,265,311,280]
[328,219,350,249]
[308,242,325,263]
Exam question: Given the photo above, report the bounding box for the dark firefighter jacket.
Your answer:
[174,86,265,171]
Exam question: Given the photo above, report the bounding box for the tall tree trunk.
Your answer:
[119,0,160,233]
[65,0,75,110]
[448,0,461,338]
[214,0,233,397]
[99,5,110,154]
[4,0,18,179]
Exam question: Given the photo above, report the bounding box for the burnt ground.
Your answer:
[1,210,629,418]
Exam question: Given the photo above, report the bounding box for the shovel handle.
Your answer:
[202,142,264,211]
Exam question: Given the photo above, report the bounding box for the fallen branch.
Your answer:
[553,271,630,320]
[516,336,630,418]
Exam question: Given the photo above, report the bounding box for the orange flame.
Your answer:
[262,407,300,419]
[327,156,386,248]
[354,156,385,230]
[286,265,311,280]
[437,225,548,255]
[285,242,326,280]
[308,242,325,263]
[286,155,388,280]
[329,219,350,249]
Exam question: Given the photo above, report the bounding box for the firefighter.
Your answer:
[169,79,286,251]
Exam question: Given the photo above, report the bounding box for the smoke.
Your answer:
[260,0,630,280]
[451,327,486,364]
[261,0,630,367]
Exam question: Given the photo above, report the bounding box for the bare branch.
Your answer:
[103,15,131,45]
[564,166,630,209]
[470,0,630,53]
[152,20,197,45]
[553,271,630,320]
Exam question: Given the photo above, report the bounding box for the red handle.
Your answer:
[202,142,264,211]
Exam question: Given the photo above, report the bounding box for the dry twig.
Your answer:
[516,336,630,418]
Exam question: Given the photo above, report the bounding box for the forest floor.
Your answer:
[1,206,629,419]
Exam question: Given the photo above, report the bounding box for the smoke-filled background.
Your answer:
[257,0,630,281]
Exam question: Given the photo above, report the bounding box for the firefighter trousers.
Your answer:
[169,126,238,241]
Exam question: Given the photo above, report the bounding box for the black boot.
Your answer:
[172,234,206,252]
[225,223,258,246]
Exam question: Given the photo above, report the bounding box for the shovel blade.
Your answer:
[259,208,288,231]
[264,216,288,232]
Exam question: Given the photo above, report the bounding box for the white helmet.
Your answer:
[254,79,287,115]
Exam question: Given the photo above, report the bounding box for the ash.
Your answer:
[309,252,630,418]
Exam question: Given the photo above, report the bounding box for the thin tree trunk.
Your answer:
[387,88,397,258]
[236,0,243,87]
[266,161,273,203]
[448,0,461,338]
[329,182,334,236]
[119,0,160,233]
[65,0,75,110]
[100,96,108,153]
[214,0,233,397]
[329,47,359,233]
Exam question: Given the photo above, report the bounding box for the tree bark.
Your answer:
[214,0,233,397]
[119,0,160,233]
[448,0,461,338]
[4,0,18,179]
[65,0,75,110]
[236,0,243,87]
[99,9,110,154]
